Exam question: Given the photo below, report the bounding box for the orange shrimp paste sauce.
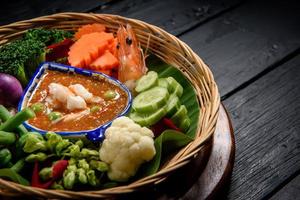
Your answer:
[28,70,128,132]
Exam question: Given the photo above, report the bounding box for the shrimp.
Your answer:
[66,95,87,111]
[117,24,147,84]
[69,84,103,103]
[48,83,74,103]
[53,109,90,124]
[62,109,90,122]
[69,84,93,101]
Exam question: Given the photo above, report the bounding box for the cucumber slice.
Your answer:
[170,105,188,125]
[166,95,181,117]
[179,118,191,132]
[166,77,183,97]
[158,78,171,91]
[129,107,167,126]
[132,87,169,113]
[135,71,158,93]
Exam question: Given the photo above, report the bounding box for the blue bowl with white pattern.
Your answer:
[18,62,132,142]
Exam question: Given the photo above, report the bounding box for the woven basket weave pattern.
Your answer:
[0,13,220,199]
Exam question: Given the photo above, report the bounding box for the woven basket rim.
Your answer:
[0,12,220,199]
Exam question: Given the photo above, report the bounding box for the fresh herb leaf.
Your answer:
[142,130,193,176]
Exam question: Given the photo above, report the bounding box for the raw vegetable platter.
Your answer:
[0,13,220,198]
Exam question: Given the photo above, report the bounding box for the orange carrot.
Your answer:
[90,50,119,70]
[68,32,114,67]
[108,38,118,57]
[74,23,106,40]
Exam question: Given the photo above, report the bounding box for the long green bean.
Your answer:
[0,108,35,132]
[0,105,29,136]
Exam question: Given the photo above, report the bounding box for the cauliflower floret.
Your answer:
[99,116,156,182]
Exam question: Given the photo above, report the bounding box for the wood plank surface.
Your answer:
[0,0,110,26]
[180,0,300,97]
[270,174,300,200]
[98,0,243,35]
[223,55,300,200]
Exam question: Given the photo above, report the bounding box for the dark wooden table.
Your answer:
[1,0,299,199]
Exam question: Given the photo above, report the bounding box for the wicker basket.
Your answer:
[0,13,220,199]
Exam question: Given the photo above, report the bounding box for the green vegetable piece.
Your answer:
[90,105,101,113]
[51,181,64,190]
[0,168,29,186]
[0,108,35,132]
[48,112,62,121]
[135,71,158,93]
[23,132,47,153]
[104,90,117,100]
[24,28,73,45]
[80,148,99,158]
[66,164,77,172]
[0,105,28,136]
[147,56,200,138]
[25,152,48,162]
[45,132,62,152]
[55,139,71,156]
[63,171,76,189]
[68,158,77,166]
[10,158,25,173]
[68,144,81,157]
[166,77,183,97]
[87,169,98,186]
[129,106,167,126]
[75,139,84,149]
[39,167,52,181]
[0,130,16,145]
[132,86,169,113]
[78,159,89,170]
[0,148,12,167]
[170,105,188,126]
[89,160,109,172]
[179,118,191,132]
[157,78,172,91]
[0,38,46,86]
[165,94,181,117]
[142,130,193,176]
[77,168,88,184]
[31,103,44,113]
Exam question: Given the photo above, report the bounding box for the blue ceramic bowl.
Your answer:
[18,62,132,142]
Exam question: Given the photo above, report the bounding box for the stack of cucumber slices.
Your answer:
[129,71,191,132]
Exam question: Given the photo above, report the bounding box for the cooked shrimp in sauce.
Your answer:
[28,70,128,132]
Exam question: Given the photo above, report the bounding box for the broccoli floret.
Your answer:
[0,28,73,86]
[0,39,46,86]
[24,28,73,45]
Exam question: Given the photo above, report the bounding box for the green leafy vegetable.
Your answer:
[24,28,73,46]
[0,168,29,185]
[142,130,193,176]
[0,39,45,85]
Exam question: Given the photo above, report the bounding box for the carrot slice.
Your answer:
[74,23,106,40]
[68,32,114,67]
[90,50,119,70]
[108,38,118,57]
